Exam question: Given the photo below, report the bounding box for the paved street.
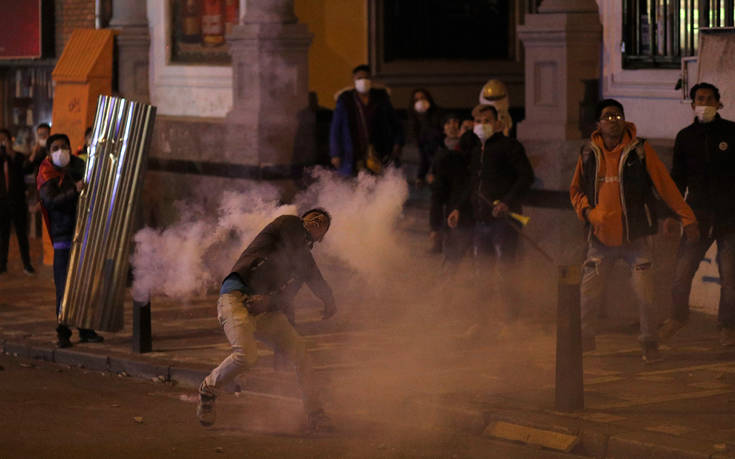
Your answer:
[0,353,581,458]
[2,206,735,457]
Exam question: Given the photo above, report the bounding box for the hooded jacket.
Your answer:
[671,114,735,237]
[229,215,335,309]
[570,122,695,246]
[36,155,85,243]
[329,87,404,176]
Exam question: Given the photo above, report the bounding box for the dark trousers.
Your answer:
[53,247,94,339]
[671,231,735,328]
[0,203,31,269]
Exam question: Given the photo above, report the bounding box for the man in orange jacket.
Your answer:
[570,99,699,363]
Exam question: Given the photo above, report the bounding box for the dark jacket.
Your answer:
[229,215,335,308]
[38,155,85,243]
[430,135,477,231]
[409,109,443,157]
[671,115,735,236]
[451,132,534,223]
[0,149,33,206]
[329,88,404,175]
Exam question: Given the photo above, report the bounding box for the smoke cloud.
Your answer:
[131,167,409,301]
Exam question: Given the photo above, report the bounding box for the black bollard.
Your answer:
[555,264,584,412]
[132,300,152,353]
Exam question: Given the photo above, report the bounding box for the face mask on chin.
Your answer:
[473,123,494,143]
[694,105,717,123]
[354,78,371,94]
[444,137,460,150]
[414,99,430,113]
[38,138,47,147]
[51,149,71,168]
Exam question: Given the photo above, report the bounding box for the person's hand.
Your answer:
[585,207,612,227]
[322,301,337,320]
[75,180,84,193]
[447,209,460,228]
[683,222,700,243]
[492,201,509,218]
[663,217,680,237]
[330,156,341,169]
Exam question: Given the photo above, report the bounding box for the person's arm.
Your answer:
[499,140,534,207]
[429,155,449,231]
[329,97,350,168]
[39,177,77,211]
[569,155,592,223]
[669,131,687,195]
[303,253,337,319]
[387,98,404,153]
[644,142,696,229]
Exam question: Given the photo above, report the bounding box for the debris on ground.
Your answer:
[133,416,144,424]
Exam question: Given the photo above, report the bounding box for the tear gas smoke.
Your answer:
[131,167,409,301]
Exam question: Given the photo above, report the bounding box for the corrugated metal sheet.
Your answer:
[52,29,114,81]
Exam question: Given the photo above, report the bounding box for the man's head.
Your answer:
[36,123,50,146]
[442,113,461,139]
[595,99,626,141]
[690,82,722,123]
[352,64,371,94]
[47,133,71,168]
[471,104,500,143]
[0,128,11,150]
[302,208,331,244]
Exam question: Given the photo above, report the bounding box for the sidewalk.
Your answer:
[2,208,735,458]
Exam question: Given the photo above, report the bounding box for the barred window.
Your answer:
[623,0,735,68]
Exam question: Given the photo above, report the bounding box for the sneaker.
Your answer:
[720,328,735,347]
[23,265,36,276]
[307,409,335,433]
[658,318,686,342]
[197,382,216,426]
[57,336,73,348]
[79,330,104,343]
[641,342,663,364]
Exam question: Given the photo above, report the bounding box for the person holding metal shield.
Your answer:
[197,209,337,433]
[37,133,104,348]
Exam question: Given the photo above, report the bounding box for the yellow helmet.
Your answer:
[479,79,508,102]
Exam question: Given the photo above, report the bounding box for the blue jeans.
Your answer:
[581,237,655,344]
[671,230,735,328]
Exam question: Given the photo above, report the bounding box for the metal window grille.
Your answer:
[623,0,735,68]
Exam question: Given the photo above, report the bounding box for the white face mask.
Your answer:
[694,105,717,123]
[38,138,47,147]
[51,149,71,168]
[414,99,430,113]
[354,78,371,94]
[473,123,494,143]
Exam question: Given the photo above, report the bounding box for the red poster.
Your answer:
[0,0,41,59]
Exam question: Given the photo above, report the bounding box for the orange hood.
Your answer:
[590,122,638,152]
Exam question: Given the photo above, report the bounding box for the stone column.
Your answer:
[109,0,150,103]
[513,0,602,308]
[225,0,314,170]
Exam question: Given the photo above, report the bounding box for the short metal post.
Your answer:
[555,264,584,412]
[132,299,152,353]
